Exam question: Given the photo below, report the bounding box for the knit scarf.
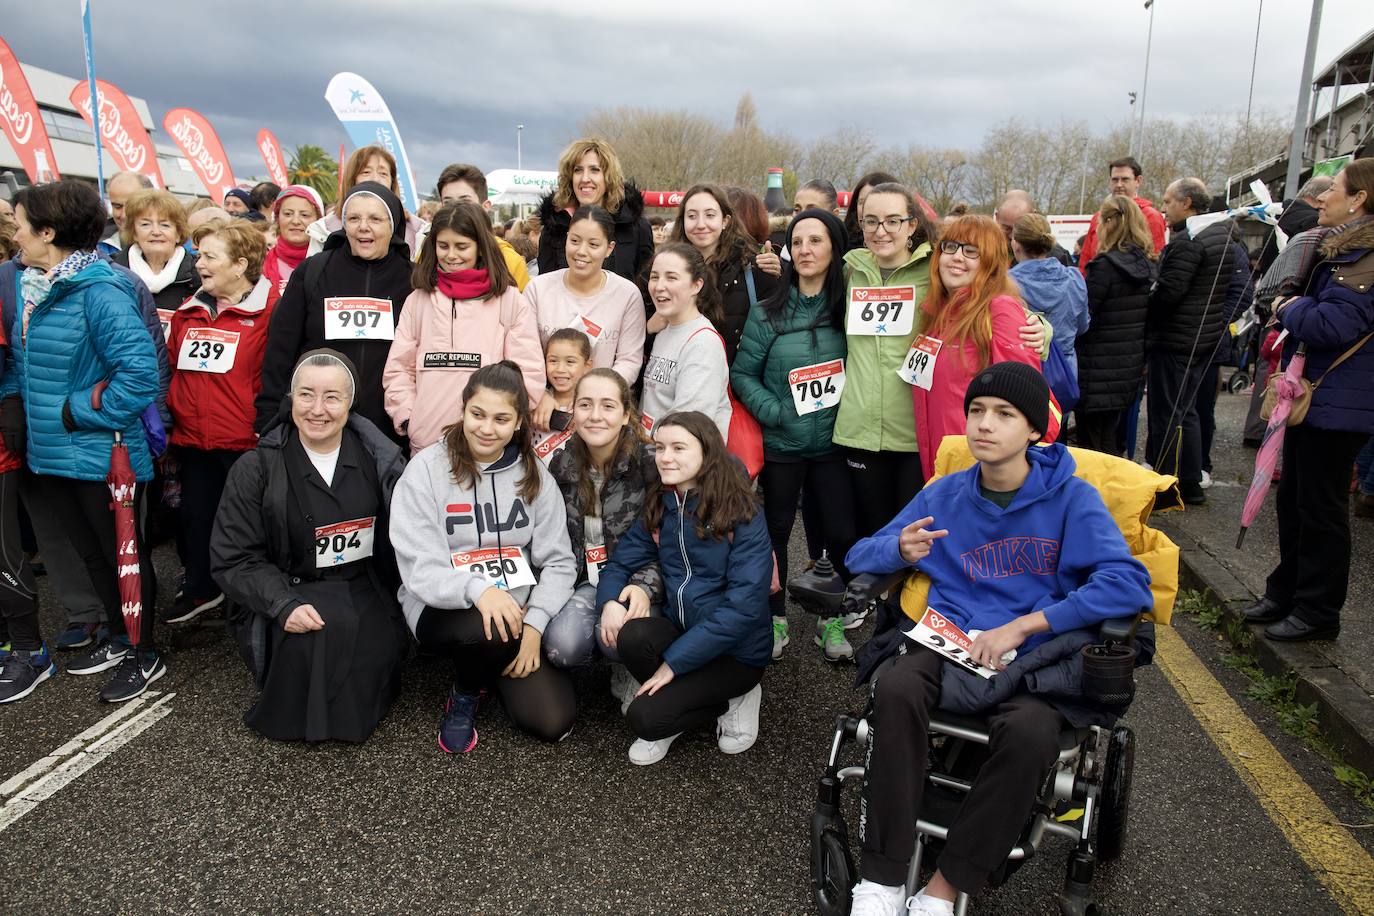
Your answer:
[437,268,491,300]
[128,244,185,294]
[20,249,101,340]
[263,237,310,294]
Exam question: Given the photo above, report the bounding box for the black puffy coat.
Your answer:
[716,254,780,366]
[536,182,655,283]
[1078,245,1155,412]
[1147,219,1236,357]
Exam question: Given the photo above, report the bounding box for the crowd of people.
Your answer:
[0,136,1370,915]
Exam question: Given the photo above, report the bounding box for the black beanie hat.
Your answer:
[963,361,1051,441]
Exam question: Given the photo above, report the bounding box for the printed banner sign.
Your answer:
[162,108,235,203]
[324,72,418,212]
[256,128,289,187]
[0,37,61,183]
[69,79,163,188]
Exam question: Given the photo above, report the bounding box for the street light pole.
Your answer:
[517,124,524,171]
[1283,0,1323,197]
[1137,0,1156,162]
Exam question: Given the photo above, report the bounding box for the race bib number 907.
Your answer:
[324,297,394,341]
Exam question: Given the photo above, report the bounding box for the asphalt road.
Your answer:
[3,395,1373,914]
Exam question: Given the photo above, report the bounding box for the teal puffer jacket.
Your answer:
[14,261,158,482]
[730,286,847,459]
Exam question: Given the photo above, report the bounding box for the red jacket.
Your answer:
[1078,196,1168,276]
[168,277,275,451]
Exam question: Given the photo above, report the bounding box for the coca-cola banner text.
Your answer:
[0,37,61,183]
[256,128,289,187]
[69,79,163,188]
[162,107,235,203]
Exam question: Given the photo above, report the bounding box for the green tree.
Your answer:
[288,144,339,206]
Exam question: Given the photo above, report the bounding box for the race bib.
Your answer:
[896,335,943,390]
[324,296,394,341]
[847,286,915,337]
[177,327,240,374]
[535,427,575,463]
[451,546,536,591]
[789,359,845,416]
[314,517,376,568]
[641,413,655,432]
[903,607,994,679]
[585,544,608,588]
[157,308,174,342]
[574,314,604,342]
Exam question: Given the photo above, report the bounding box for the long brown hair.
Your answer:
[413,201,513,296]
[568,368,649,517]
[442,361,541,502]
[650,242,725,331]
[553,138,626,213]
[1097,195,1157,260]
[643,411,759,540]
[668,183,753,271]
[921,215,1021,372]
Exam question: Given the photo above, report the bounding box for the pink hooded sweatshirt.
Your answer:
[383,285,545,453]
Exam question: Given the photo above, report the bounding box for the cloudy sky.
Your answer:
[5,0,1371,190]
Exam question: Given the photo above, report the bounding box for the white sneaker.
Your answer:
[1200,469,1214,489]
[850,880,907,916]
[609,663,639,716]
[907,891,955,916]
[717,683,762,754]
[628,733,680,765]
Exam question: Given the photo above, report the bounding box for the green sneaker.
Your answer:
[771,618,790,661]
[814,617,854,663]
[0,642,10,661]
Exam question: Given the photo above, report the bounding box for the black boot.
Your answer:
[1240,597,1287,623]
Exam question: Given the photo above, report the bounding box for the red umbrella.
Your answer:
[106,431,144,649]
[1236,345,1307,548]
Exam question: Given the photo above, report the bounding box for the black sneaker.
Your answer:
[67,638,132,676]
[99,652,166,703]
[165,592,225,624]
[0,645,57,703]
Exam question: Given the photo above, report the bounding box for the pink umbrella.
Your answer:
[1236,345,1307,548]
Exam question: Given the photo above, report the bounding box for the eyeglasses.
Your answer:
[938,239,981,260]
[860,216,914,235]
[293,390,347,409]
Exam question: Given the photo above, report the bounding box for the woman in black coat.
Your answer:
[212,349,408,743]
[1076,195,1157,455]
[255,182,414,446]
[536,138,654,283]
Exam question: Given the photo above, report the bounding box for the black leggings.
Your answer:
[34,475,157,652]
[845,448,923,542]
[0,470,40,650]
[178,447,243,601]
[760,456,856,617]
[415,606,576,742]
[618,616,765,741]
[859,646,1065,892]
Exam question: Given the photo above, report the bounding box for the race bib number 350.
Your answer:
[451,546,536,591]
[177,327,240,374]
[789,359,845,416]
[315,517,376,568]
[903,607,994,679]
[847,286,915,337]
[324,297,394,341]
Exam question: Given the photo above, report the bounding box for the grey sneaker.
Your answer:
[771,617,790,660]
[842,599,876,630]
[609,663,639,716]
[815,617,855,662]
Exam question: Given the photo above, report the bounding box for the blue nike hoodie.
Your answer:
[845,442,1152,651]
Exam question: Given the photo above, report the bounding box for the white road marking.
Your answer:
[0,691,175,833]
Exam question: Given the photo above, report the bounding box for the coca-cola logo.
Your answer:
[170,114,225,184]
[0,69,34,146]
[77,92,146,171]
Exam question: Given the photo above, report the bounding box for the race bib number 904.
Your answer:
[324,297,394,341]
[451,546,536,591]
[903,607,994,679]
[314,517,376,568]
[847,286,915,337]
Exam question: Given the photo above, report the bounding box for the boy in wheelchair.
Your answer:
[842,362,1154,916]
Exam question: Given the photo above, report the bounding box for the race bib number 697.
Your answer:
[847,286,916,337]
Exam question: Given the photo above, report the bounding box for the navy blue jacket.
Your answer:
[595,490,773,673]
[1278,217,1374,434]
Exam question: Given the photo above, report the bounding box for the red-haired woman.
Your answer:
[911,215,1049,478]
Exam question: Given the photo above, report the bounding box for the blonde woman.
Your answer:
[535,138,653,282]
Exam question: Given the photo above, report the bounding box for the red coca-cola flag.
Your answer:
[257,128,289,187]
[69,79,163,188]
[162,107,235,203]
[0,37,61,183]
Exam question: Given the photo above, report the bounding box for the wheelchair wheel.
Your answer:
[1227,370,1251,394]
[1096,725,1135,861]
[811,829,854,916]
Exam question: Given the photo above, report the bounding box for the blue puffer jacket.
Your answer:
[1278,217,1374,435]
[12,261,159,481]
[1010,256,1090,373]
[595,489,773,673]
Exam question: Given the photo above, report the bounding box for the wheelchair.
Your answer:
[791,563,1140,916]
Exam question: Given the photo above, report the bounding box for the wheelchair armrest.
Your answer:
[1097,614,1141,648]
[844,570,909,606]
